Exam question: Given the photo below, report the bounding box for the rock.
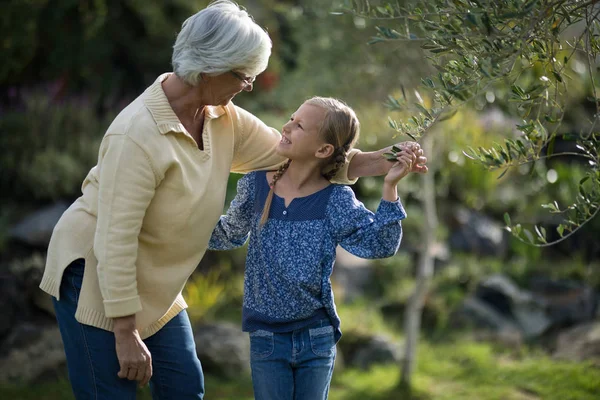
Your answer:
[0,323,65,383]
[9,202,69,248]
[455,275,597,343]
[453,297,524,348]
[454,296,522,333]
[332,246,374,302]
[529,277,597,328]
[448,207,508,257]
[194,322,250,378]
[476,275,551,338]
[350,335,402,370]
[380,299,443,332]
[0,253,50,338]
[553,322,600,362]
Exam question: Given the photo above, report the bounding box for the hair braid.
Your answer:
[260,159,291,226]
[322,143,351,181]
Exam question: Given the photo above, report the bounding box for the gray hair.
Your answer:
[172,0,272,86]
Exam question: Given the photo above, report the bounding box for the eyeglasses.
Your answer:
[230,71,256,87]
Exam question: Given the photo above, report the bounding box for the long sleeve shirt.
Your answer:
[39,73,358,339]
[209,171,407,341]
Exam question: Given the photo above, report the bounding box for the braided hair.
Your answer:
[260,159,292,226]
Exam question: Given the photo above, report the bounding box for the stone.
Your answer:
[380,299,444,332]
[476,274,551,338]
[350,335,402,370]
[553,322,600,362]
[529,277,597,328]
[455,296,522,334]
[453,297,524,349]
[9,202,69,248]
[448,207,508,257]
[194,322,250,378]
[0,323,65,383]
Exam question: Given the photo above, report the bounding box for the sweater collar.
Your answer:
[143,73,226,135]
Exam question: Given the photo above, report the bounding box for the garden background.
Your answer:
[1,0,599,399]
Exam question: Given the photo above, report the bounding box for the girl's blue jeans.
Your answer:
[249,320,337,400]
[52,259,204,400]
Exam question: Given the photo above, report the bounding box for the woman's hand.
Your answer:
[347,141,428,179]
[114,315,153,387]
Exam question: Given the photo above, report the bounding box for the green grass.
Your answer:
[0,374,254,400]
[329,340,600,400]
[2,339,597,400]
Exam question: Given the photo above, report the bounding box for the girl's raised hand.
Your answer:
[383,149,417,186]
[383,142,428,174]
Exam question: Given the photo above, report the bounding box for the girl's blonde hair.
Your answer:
[260,97,360,225]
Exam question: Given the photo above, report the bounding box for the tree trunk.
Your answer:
[399,135,437,392]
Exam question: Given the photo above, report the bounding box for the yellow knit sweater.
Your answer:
[39,73,357,339]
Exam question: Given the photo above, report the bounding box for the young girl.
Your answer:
[208,97,419,399]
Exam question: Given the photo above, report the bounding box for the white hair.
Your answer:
[172,0,272,85]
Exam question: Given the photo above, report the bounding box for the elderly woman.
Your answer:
[40,1,426,399]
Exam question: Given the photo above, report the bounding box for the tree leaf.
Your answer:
[552,70,563,82]
[415,103,433,119]
[504,212,511,226]
[497,168,509,179]
[523,229,535,243]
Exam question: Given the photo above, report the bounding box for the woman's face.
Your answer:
[201,71,254,106]
[277,103,329,160]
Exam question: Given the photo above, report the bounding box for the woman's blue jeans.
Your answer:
[52,259,204,399]
[249,320,337,400]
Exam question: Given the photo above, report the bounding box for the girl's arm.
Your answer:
[330,149,416,258]
[208,172,256,251]
[329,186,406,259]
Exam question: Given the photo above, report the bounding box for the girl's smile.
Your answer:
[276,103,328,160]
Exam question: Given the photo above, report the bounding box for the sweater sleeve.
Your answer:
[230,105,358,184]
[230,106,286,174]
[93,134,158,318]
[328,186,406,259]
[208,172,256,250]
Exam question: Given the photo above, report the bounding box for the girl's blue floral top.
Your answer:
[209,171,406,341]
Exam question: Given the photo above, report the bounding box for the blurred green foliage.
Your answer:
[343,0,600,247]
[183,258,245,324]
[1,0,214,102]
[1,1,599,397]
[0,93,109,205]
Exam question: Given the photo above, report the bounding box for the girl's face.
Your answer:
[277,103,332,160]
